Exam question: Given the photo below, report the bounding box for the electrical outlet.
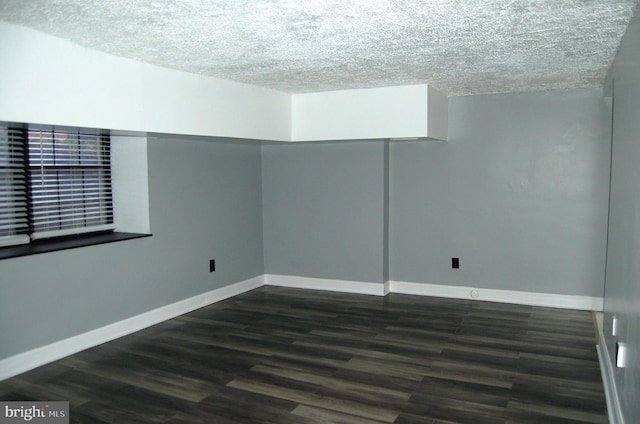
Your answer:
[452,257,460,269]
[209,259,216,272]
[616,342,628,368]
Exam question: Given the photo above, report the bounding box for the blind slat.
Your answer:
[32,208,114,218]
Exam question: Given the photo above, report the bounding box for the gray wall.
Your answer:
[603,8,640,423]
[262,141,386,283]
[390,89,611,296]
[262,90,610,299]
[0,136,264,360]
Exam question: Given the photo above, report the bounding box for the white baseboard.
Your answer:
[0,275,264,382]
[0,274,604,382]
[264,276,602,310]
[597,340,625,424]
[264,274,386,296]
[389,281,604,311]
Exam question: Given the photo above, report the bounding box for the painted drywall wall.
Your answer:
[389,89,611,297]
[382,141,390,283]
[290,85,448,141]
[0,22,291,141]
[0,136,264,360]
[262,141,386,283]
[111,135,150,234]
[602,7,640,423]
[427,85,448,141]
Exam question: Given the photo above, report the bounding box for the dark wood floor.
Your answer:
[0,286,608,424]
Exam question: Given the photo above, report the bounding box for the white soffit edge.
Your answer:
[0,0,637,96]
[291,84,448,141]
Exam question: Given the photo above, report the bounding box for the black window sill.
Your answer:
[0,232,151,260]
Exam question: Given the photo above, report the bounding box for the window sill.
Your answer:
[0,232,151,260]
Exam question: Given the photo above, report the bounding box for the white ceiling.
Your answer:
[1,0,637,96]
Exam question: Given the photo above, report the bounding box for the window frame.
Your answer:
[0,123,150,260]
[27,128,115,239]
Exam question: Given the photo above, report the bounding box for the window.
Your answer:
[0,125,114,247]
[28,129,113,239]
[0,127,28,247]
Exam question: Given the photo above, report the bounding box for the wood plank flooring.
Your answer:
[0,286,608,423]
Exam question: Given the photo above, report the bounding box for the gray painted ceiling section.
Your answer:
[0,0,638,96]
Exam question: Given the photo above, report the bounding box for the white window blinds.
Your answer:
[0,127,29,247]
[27,129,114,240]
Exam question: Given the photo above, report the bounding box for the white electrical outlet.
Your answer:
[612,316,620,336]
[616,342,628,368]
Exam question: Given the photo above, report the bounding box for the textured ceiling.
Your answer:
[0,0,638,96]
